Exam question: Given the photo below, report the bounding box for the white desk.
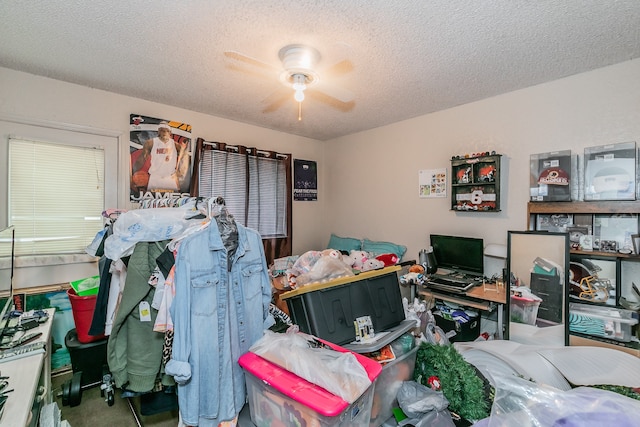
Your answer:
[0,308,55,427]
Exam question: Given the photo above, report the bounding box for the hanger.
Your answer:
[102,209,127,219]
[207,196,228,220]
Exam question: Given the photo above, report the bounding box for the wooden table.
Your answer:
[419,281,507,339]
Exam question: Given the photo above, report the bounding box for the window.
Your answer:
[193,139,292,263]
[1,119,120,257]
[9,138,105,255]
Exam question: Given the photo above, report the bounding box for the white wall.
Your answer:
[0,67,327,288]
[324,59,640,263]
[2,58,639,287]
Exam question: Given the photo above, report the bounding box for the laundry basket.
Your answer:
[67,288,105,343]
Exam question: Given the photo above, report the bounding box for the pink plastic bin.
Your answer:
[238,338,382,426]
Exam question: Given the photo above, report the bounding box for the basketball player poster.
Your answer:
[129,114,193,202]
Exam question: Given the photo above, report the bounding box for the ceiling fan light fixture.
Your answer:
[292,73,306,102]
[279,44,320,72]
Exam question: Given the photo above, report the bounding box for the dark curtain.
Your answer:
[191,137,292,265]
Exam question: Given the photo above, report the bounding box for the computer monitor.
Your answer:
[430,234,484,276]
[0,226,15,346]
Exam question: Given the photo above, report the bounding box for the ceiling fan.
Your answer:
[224,44,355,120]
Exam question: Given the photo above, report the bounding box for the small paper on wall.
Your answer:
[419,168,447,198]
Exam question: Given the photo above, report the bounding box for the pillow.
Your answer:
[362,238,407,260]
[327,234,362,253]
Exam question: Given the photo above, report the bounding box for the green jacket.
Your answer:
[107,240,168,392]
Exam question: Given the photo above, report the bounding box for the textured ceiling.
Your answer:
[1,1,639,141]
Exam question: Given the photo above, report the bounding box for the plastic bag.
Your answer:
[104,203,203,260]
[397,381,456,427]
[294,255,355,287]
[249,330,371,403]
[474,373,640,427]
[85,227,107,256]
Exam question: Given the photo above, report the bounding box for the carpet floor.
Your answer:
[51,371,180,427]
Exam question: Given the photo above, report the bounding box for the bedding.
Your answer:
[326,233,407,260]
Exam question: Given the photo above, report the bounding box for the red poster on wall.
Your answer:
[129,114,193,203]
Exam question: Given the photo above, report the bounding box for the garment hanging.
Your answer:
[166,217,274,426]
[209,197,238,271]
[107,240,173,392]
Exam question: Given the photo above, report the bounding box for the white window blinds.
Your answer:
[199,149,287,238]
[9,137,105,255]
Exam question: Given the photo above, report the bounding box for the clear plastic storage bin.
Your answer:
[569,303,639,342]
[239,342,381,427]
[511,295,541,326]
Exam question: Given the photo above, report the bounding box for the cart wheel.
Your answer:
[61,380,70,406]
[68,371,83,407]
[107,389,115,406]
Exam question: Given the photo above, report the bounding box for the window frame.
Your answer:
[198,146,288,238]
[0,114,124,258]
[192,138,293,264]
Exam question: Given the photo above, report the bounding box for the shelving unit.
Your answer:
[527,201,640,356]
[451,154,501,212]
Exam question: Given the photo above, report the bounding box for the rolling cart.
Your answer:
[60,328,114,407]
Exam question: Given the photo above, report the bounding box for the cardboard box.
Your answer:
[434,313,481,342]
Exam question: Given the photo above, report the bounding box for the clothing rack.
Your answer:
[96,196,240,424]
[137,196,230,224]
[99,196,233,424]
[138,196,202,209]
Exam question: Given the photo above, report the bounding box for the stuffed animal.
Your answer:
[376,253,399,267]
[346,250,369,270]
[361,258,385,272]
[399,272,425,285]
[323,248,343,260]
[341,253,356,267]
[409,264,425,274]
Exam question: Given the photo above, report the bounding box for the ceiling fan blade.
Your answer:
[262,88,292,113]
[223,50,279,72]
[308,91,355,112]
[313,80,354,103]
[225,63,272,80]
[321,59,354,79]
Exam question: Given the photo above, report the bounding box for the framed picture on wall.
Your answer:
[536,214,573,232]
[507,231,569,346]
[294,159,318,201]
[129,114,193,203]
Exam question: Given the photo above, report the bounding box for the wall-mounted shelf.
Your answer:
[451,154,501,212]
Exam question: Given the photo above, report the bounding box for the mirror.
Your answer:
[507,230,569,346]
[0,226,15,345]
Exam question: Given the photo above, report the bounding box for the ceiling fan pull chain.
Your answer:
[298,102,302,121]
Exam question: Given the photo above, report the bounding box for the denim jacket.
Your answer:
[165,222,274,426]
